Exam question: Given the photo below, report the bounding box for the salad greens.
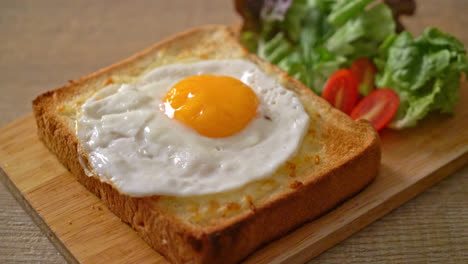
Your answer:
[238,0,396,94]
[375,28,468,129]
[236,0,468,129]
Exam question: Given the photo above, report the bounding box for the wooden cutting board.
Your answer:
[1,80,467,264]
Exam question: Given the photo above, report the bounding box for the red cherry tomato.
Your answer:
[322,69,358,114]
[350,89,400,131]
[350,58,377,96]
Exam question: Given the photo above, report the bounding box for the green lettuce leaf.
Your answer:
[326,3,395,57]
[375,28,468,129]
[281,0,314,42]
[253,0,396,93]
[328,0,375,27]
[258,32,295,64]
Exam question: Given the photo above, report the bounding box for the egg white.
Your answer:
[77,59,309,197]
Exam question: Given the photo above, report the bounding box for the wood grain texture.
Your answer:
[310,167,468,264]
[0,180,65,263]
[1,0,467,263]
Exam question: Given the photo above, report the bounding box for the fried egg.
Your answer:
[77,59,309,197]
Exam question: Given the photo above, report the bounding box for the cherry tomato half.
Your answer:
[322,69,358,114]
[350,89,400,131]
[350,58,377,96]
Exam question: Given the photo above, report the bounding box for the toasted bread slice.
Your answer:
[32,25,380,264]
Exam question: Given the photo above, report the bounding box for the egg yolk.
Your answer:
[163,75,259,138]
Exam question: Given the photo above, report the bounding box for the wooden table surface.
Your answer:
[1,0,467,263]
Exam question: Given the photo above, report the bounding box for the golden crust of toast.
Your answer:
[33,25,380,264]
